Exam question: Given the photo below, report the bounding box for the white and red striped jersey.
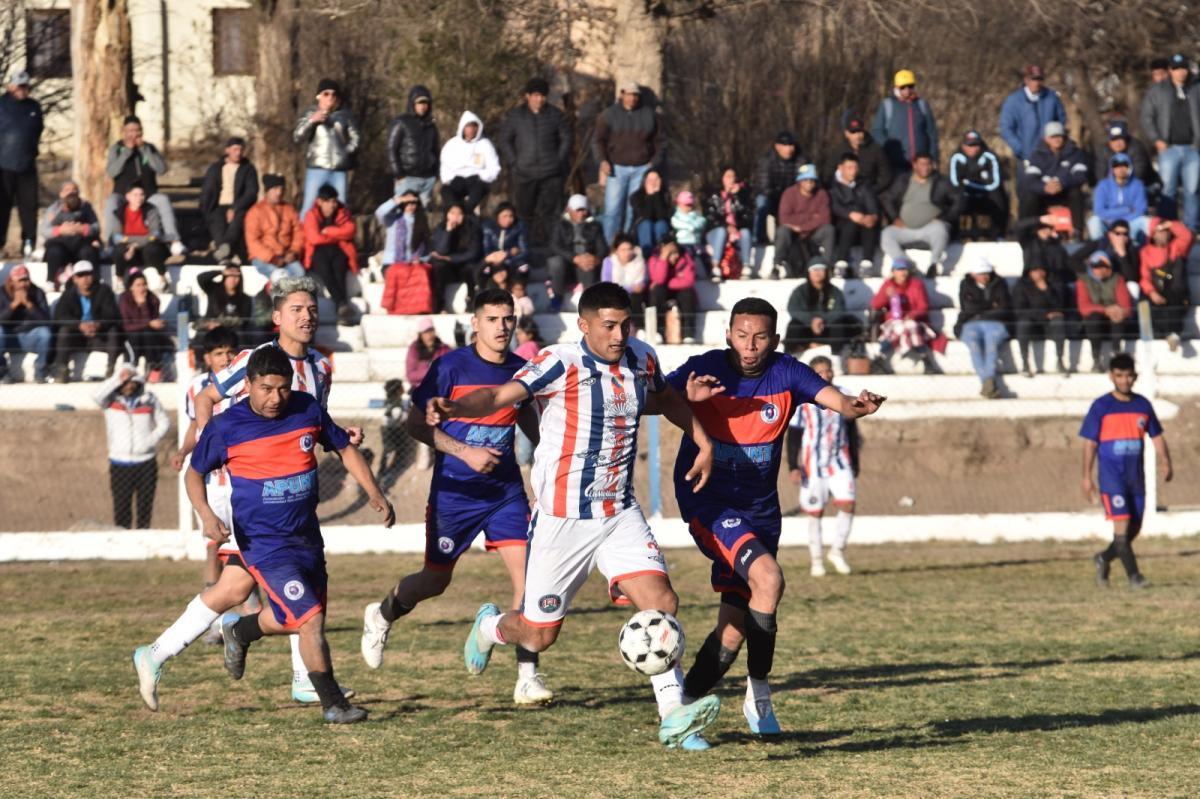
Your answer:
[790,391,852,477]
[185,371,236,421]
[211,340,332,409]
[514,338,666,520]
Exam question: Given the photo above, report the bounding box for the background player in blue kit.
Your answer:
[1080,353,1173,589]
[359,289,553,705]
[669,298,884,739]
[191,346,393,723]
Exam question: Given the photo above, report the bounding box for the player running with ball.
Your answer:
[425,282,723,750]
[673,298,884,740]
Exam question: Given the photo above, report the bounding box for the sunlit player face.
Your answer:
[1110,367,1136,397]
[472,303,516,356]
[578,307,632,361]
[248,373,291,418]
[273,290,318,345]
[727,313,779,376]
[205,345,237,373]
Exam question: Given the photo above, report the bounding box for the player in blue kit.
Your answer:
[359,289,553,704]
[670,298,884,740]
[189,346,393,723]
[1081,353,1173,589]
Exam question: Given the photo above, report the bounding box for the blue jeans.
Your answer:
[394,176,437,209]
[1156,145,1200,229]
[2,326,52,379]
[603,163,651,243]
[754,193,778,244]
[302,168,349,216]
[1086,214,1149,243]
[961,320,1008,382]
[251,258,306,280]
[636,219,669,255]
[706,226,753,271]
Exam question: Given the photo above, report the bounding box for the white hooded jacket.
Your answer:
[439,111,501,184]
[93,371,170,464]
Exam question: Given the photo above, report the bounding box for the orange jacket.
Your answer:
[303,204,359,273]
[244,200,304,263]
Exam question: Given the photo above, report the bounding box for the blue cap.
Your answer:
[1110,152,1132,167]
[891,257,913,270]
[795,163,819,182]
[1170,53,1189,69]
[1088,251,1111,267]
[1107,120,1129,140]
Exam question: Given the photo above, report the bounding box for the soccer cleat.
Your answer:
[827,548,852,575]
[292,682,357,704]
[743,694,782,736]
[323,704,369,724]
[361,602,391,669]
[680,732,712,751]
[1094,553,1111,588]
[220,612,248,680]
[131,646,162,711]
[810,559,826,578]
[513,673,554,706]
[658,694,720,748]
[1129,574,1150,590]
[465,603,501,675]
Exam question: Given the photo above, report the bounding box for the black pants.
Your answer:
[110,460,158,529]
[1149,301,1190,336]
[513,174,564,248]
[1019,186,1087,235]
[442,176,490,214]
[125,329,173,369]
[1081,312,1132,361]
[207,206,248,256]
[309,244,350,306]
[0,167,38,247]
[430,259,479,313]
[54,323,121,371]
[958,190,1008,240]
[113,241,169,281]
[1016,315,1068,365]
[833,217,881,265]
[785,314,863,352]
[44,237,101,284]
[774,225,834,276]
[546,255,599,299]
[650,285,699,339]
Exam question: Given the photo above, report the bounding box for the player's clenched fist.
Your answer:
[426,397,457,426]
[851,390,886,415]
[460,446,503,474]
[202,513,230,544]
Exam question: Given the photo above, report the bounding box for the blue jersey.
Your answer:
[190,392,350,560]
[1079,392,1162,492]
[411,346,527,499]
[668,350,829,511]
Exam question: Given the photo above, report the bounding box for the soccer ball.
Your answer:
[618,610,683,676]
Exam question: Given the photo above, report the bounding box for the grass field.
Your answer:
[4,537,1200,798]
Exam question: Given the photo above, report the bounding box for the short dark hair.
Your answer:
[611,232,637,250]
[316,183,339,201]
[517,314,541,342]
[225,136,246,148]
[809,355,833,370]
[578,282,632,315]
[913,152,934,162]
[838,151,860,165]
[123,114,141,126]
[474,287,515,312]
[246,345,293,383]
[1109,353,1136,372]
[495,201,516,218]
[203,326,240,354]
[1108,219,1130,233]
[729,297,778,333]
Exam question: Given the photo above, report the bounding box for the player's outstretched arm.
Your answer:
[193,383,222,432]
[171,418,199,471]
[426,380,527,425]
[815,385,886,419]
[1153,435,1173,483]
[339,444,396,527]
[185,467,229,543]
[1081,439,1098,501]
[405,404,502,474]
[654,383,714,492]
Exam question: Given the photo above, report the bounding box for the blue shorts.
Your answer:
[425,490,530,570]
[681,500,780,599]
[1100,485,1146,522]
[244,546,328,630]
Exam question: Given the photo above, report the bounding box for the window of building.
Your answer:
[212,9,256,76]
[26,10,71,79]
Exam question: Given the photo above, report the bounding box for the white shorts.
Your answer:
[800,467,856,512]
[200,476,239,554]
[520,506,668,627]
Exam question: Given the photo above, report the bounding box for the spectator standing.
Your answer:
[546,194,607,310]
[629,169,673,256]
[1076,251,1133,371]
[429,203,483,313]
[41,181,101,286]
[1019,122,1090,236]
[496,78,570,248]
[702,166,754,280]
[388,85,440,208]
[1088,154,1149,241]
[753,131,801,245]
[670,191,708,277]
[480,202,530,286]
[52,261,121,382]
[870,258,936,372]
[784,256,862,353]
[600,233,648,327]
[244,173,305,280]
[195,263,253,334]
[107,183,169,289]
[199,136,258,262]
[1094,121,1156,189]
[1139,218,1193,350]
[294,78,362,215]
[0,264,51,382]
[302,184,359,324]
[0,70,43,255]
[377,192,434,315]
[949,130,1007,240]
[93,365,170,529]
[828,153,881,277]
[999,64,1066,195]
[955,259,1012,399]
[1150,58,1171,85]
[1013,263,1069,376]
[1140,53,1200,230]
[774,164,835,278]
[647,236,699,343]
[594,81,664,243]
[105,115,183,255]
[439,111,500,213]
[119,270,172,379]
[822,117,891,198]
[881,154,957,277]
[871,69,938,174]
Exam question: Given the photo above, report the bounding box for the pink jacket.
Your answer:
[648,250,696,291]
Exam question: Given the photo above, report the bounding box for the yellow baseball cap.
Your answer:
[894,69,916,87]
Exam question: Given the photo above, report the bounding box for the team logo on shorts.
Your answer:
[283,580,305,600]
[1112,495,1126,509]
[299,434,314,452]
[721,517,742,529]
[538,594,562,613]
[808,495,821,505]
[437,536,455,554]
[760,403,779,423]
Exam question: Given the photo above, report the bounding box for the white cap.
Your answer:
[967,257,994,275]
[567,194,588,211]
[72,260,95,275]
[9,70,31,86]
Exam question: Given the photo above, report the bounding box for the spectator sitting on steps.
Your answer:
[546,194,607,311]
[1087,154,1149,242]
[821,117,891,198]
[1019,121,1090,239]
[0,264,51,383]
[827,152,881,278]
[104,115,184,258]
[244,173,305,280]
[881,153,957,278]
[52,260,121,383]
[428,203,483,313]
[106,183,170,291]
[784,255,863,356]
[119,269,172,381]
[199,136,258,262]
[196,263,253,336]
[378,192,434,316]
[869,257,937,373]
[41,181,101,288]
[1013,262,1069,376]
[628,169,673,257]
[439,110,500,214]
[948,130,1007,241]
[301,183,359,325]
[702,165,754,281]
[954,258,1012,400]
[1138,218,1193,352]
[1076,251,1133,372]
[773,164,834,279]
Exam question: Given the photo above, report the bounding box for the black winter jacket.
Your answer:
[54,282,121,326]
[955,274,1012,337]
[1021,138,1089,196]
[821,137,892,197]
[881,172,957,221]
[828,176,881,219]
[496,102,570,180]
[1012,275,1067,322]
[702,185,754,231]
[0,93,43,173]
[199,159,259,217]
[550,216,608,262]
[387,85,440,178]
[754,148,802,198]
[629,188,673,226]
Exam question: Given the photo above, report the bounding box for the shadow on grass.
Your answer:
[858,547,1200,577]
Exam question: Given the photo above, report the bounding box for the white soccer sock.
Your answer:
[480,613,508,646]
[290,634,308,684]
[517,660,537,680]
[651,663,685,719]
[834,511,854,551]
[747,676,771,704]
[807,515,824,561]
[150,595,219,666]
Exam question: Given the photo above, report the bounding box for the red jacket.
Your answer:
[303,204,359,273]
[870,275,929,321]
[1140,217,1193,296]
[777,184,831,235]
[382,262,433,315]
[648,250,696,291]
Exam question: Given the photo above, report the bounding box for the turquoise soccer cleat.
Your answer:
[680,732,712,751]
[658,695,720,748]
[464,603,501,675]
[131,645,162,711]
